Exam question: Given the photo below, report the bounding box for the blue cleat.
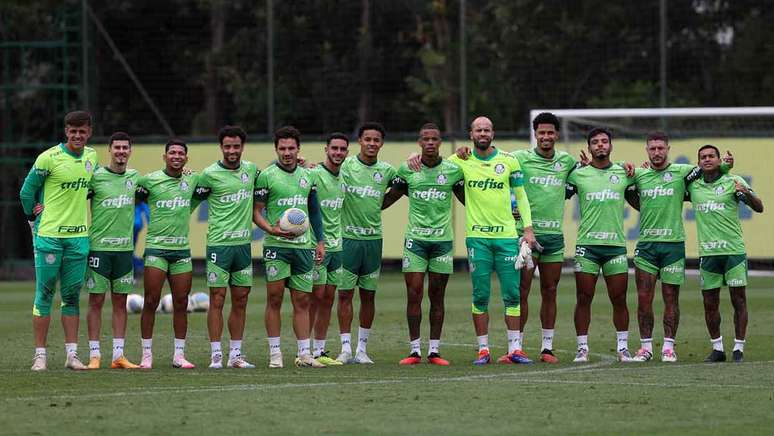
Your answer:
[473,350,491,365]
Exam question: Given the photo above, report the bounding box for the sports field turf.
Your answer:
[1,272,773,435]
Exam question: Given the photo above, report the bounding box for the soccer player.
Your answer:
[382,123,464,366]
[448,116,537,365]
[196,125,258,369]
[565,127,637,363]
[308,133,349,366]
[253,126,326,369]
[136,139,204,369]
[336,122,398,364]
[84,131,140,369]
[20,110,99,371]
[687,145,763,363]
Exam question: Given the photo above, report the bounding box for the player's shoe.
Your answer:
[617,349,634,362]
[110,356,140,369]
[539,349,559,364]
[631,348,653,362]
[573,348,589,363]
[31,353,47,371]
[473,349,491,366]
[87,356,101,369]
[294,354,325,368]
[354,351,374,365]
[172,355,196,369]
[315,351,343,366]
[269,352,284,369]
[732,350,744,363]
[335,351,353,365]
[704,350,726,363]
[661,349,677,363]
[209,353,223,369]
[140,353,153,369]
[65,353,87,370]
[427,353,450,366]
[508,350,533,364]
[399,352,422,365]
[227,355,256,369]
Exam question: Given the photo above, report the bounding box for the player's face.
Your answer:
[699,148,721,171]
[470,120,494,150]
[276,138,299,167]
[109,140,132,166]
[64,124,92,151]
[164,144,188,170]
[220,136,243,165]
[418,128,441,158]
[646,140,669,167]
[535,123,558,152]
[359,129,383,159]
[588,133,612,159]
[325,138,349,166]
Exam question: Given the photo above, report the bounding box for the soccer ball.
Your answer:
[190,292,210,312]
[126,294,144,314]
[279,207,309,236]
[160,293,174,313]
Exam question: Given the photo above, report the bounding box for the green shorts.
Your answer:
[531,233,565,263]
[633,241,685,285]
[699,254,748,290]
[144,248,192,275]
[574,245,628,276]
[402,239,453,274]
[263,246,314,292]
[313,251,343,287]
[32,236,90,317]
[341,238,382,291]
[85,250,134,294]
[207,244,253,288]
[465,237,520,316]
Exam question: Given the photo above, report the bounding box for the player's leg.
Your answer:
[633,267,656,361]
[31,236,64,371]
[660,283,680,362]
[263,247,291,368]
[312,251,342,365]
[726,253,749,362]
[424,240,453,365]
[169,266,194,368]
[207,285,227,367]
[352,239,382,363]
[139,253,168,368]
[493,238,530,364]
[59,237,89,370]
[536,260,562,363]
[399,238,429,365]
[107,251,137,368]
[466,238,494,365]
[336,238,360,363]
[572,245,603,362]
[226,285,252,368]
[699,255,727,362]
[518,262,536,335]
[86,292,105,368]
[600,248,631,361]
[288,249,323,368]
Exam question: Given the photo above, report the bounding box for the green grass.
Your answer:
[1,273,773,435]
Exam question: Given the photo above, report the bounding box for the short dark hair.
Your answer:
[419,123,440,133]
[646,131,669,144]
[358,122,386,139]
[587,127,612,145]
[109,131,132,147]
[326,132,349,146]
[532,112,560,131]
[274,125,301,148]
[165,138,188,153]
[64,110,92,127]
[218,125,246,145]
[698,144,720,159]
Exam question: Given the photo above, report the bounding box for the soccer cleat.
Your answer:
[573,348,589,363]
[354,351,374,365]
[87,356,101,369]
[172,355,196,369]
[65,353,87,370]
[295,354,325,368]
[427,353,450,366]
[269,352,284,368]
[315,351,343,366]
[732,350,744,363]
[399,352,422,366]
[31,353,47,371]
[617,349,634,362]
[473,349,491,366]
[335,351,353,365]
[140,353,153,369]
[539,349,559,364]
[661,349,677,363]
[110,356,140,369]
[704,350,727,363]
[631,348,653,362]
[227,355,256,369]
[508,349,533,364]
[209,353,223,369]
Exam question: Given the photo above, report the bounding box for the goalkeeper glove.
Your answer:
[514,239,534,270]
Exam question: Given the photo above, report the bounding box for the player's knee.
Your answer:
[60,295,80,316]
[144,294,160,311]
[172,294,188,312]
[471,294,489,314]
[576,292,593,306]
[32,296,53,317]
[266,293,283,309]
[504,305,521,317]
[407,288,423,304]
[89,293,105,310]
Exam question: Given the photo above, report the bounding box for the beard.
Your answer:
[473,139,491,150]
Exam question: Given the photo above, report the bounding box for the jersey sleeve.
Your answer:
[385,163,399,187]
[508,156,524,188]
[19,153,52,218]
[392,164,410,191]
[254,170,269,204]
[565,170,578,199]
[194,170,211,199]
[135,174,150,202]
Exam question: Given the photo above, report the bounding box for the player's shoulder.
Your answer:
[83,146,98,158]
[375,159,396,172]
[202,161,221,174]
[440,158,461,171]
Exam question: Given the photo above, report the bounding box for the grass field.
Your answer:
[1,272,773,435]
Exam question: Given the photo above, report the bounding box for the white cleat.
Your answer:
[335,351,353,364]
[661,349,678,363]
[209,353,223,369]
[354,351,374,365]
[227,355,256,369]
[65,353,87,370]
[172,355,196,369]
[294,354,325,368]
[573,348,589,363]
[617,348,634,362]
[31,353,47,371]
[631,348,653,362]
[269,352,283,369]
[140,353,153,369]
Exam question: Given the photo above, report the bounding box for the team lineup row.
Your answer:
[19,110,763,371]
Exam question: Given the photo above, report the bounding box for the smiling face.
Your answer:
[220,135,244,167]
[325,138,349,166]
[276,138,299,167]
[109,140,132,167]
[64,124,92,153]
[588,132,612,160]
[164,144,188,171]
[535,123,558,153]
[358,129,384,160]
[470,117,494,150]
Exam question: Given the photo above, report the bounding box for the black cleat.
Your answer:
[732,350,744,363]
[704,350,727,362]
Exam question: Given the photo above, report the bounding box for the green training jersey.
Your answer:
[197,161,259,246]
[512,148,577,235]
[566,163,635,247]
[255,163,316,249]
[311,164,345,252]
[137,170,201,250]
[633,163,699,242]
[449,148,524,239]
[340,156,397,240]
[393,159,464,241]
[688,174,751,256]
[88,167,139,251]
[19,144,99,238]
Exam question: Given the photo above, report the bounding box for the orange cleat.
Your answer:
[539,349,559,364]
[399,353,422,365]
[111,356,141,369]
[427,353,450,366]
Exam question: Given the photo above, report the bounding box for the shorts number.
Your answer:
[264,249,277,260]
[405,239,413,249]
[634,249,639,257]
[575,247,586,257]
[210,252,217,263]
[88,256,100,268]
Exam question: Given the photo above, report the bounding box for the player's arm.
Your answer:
[382,175,407,210]
[565,182,577,199]
[735,179,763,213]
[252,187,294,239]
[19,161,48,223]
[452,180,465,205]
[625,184,640,211]
[192,185,210,211]
[684,159,733,186]
[308,188,326,263]
[510,166,536,247]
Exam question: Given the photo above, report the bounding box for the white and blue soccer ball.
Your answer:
[279,207,309,236]
[190,292,210,312]
[126,294,144,314]
[160,293,174,313]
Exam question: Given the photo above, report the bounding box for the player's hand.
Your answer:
[641,161,651,169]
[734,179,749,194]
[623,162,635,177]
[723,150,734,168]
[270,221,297,239]
[182,167,193,176]
[514,239,534,270]
[298,155,316,168]
[407,152,422,172]
[314,241,325,265]
[579,150,590,166]
[521,226,539,250]
[33,203,44,216]
[456,146,471,160]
